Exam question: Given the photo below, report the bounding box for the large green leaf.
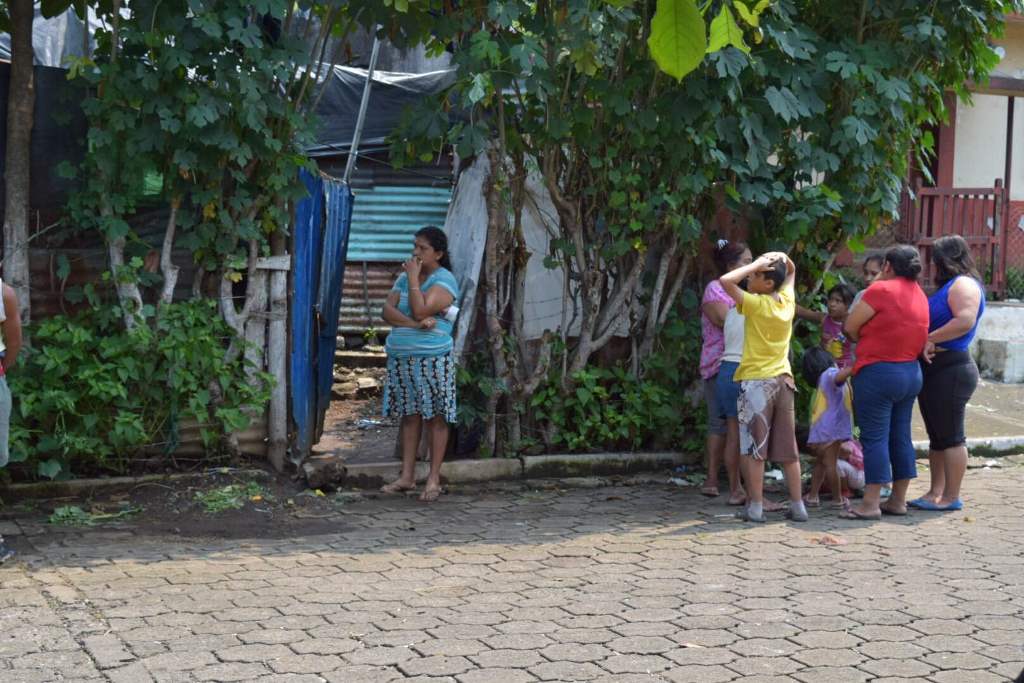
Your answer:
[765,85,809,123]
[708,5,749,54]
[648,0,707,81]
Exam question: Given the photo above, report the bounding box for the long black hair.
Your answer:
[828,282,857,307]
[931,235,981,287]
[416,225,452,270]
[801,346,836,388]
[712,239,749,275]
[884,245,922,281]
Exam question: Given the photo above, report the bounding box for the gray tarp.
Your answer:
[2,9,455,155]
[0,7,97,68]
[307,66,455,157]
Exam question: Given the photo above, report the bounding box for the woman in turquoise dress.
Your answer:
[379,226,460,502]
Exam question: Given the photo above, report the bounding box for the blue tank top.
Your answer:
[928,275,985,351]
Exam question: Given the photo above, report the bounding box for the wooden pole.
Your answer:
[266,238,290,472]
[1000,97,1014,295]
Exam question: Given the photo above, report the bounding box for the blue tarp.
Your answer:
[291,169,355,458]
[315,179,354,438]
[291,170,325,458]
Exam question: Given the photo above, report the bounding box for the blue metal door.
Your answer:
[290,169,325,457]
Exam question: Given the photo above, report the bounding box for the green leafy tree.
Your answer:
[395,0,1017,455]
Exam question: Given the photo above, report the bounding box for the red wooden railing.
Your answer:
[901,179,1009,295]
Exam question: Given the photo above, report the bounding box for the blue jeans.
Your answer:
[853,362,922,485]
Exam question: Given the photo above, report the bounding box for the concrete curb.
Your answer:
[339,451,702,489]
[913,435,1024,457]
[0,468,271,503]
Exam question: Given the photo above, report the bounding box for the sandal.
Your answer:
[839,508,881,521]
[419,487,443,503]
[380,481,416,494]
[802,495,821,508]
[700,486,720,498]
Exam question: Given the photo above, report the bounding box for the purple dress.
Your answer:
[808,367,854,445]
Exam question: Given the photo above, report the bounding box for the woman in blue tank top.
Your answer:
[910,235,985,512]
[379,227,460,503]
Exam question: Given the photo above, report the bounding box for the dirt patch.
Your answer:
[3,468,362,541]
[315,398,399,466]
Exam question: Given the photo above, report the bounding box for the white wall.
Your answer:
[954,23,1024,200]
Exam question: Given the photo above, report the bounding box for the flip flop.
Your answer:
[907,497,934,509]
[912,498,963,512]
[700,486,720,498]
[727,496,747,506]
[380,482,416,494]
[839,508,881,521]
[802,497,821,508]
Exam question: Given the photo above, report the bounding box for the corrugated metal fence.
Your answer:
[320,155,453,339]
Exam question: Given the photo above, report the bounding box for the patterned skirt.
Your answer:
[382,352,457,424]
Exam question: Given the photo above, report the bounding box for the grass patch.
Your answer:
[193,481,270,513]
[48,504,142,527]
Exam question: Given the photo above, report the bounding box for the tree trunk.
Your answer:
[108,234,144,329]
[158,199,181,306]
[3,0,35,326]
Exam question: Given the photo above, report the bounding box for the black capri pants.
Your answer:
[918,350,979,451]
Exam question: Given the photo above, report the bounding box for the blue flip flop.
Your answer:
[907,497,929,509]
[912,498,963,511]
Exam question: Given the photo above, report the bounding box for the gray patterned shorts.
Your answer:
[382,352,457,424]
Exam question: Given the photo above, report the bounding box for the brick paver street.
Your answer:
[2,466,1024,682]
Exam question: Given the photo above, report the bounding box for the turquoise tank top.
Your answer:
[385,268,460,357]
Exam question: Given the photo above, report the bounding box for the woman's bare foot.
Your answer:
[727,490,747,506]
[830,497,849,509]
[700,485,720,497]
[763,499,786,513]
[419,485,443,503]
[381,480,416,494]
[802,494,821,508]
[880,499,908,515]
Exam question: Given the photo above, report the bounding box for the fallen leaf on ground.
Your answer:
[682,642,705,648]
[963,516,975,523]
[811,534,848,546]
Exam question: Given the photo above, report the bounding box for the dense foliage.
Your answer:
[5,301,270,481]
[396,0,1017,455]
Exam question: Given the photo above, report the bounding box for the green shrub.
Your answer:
[1006,267,1024,301]
[6,300,272,481]
[531,365,687,453]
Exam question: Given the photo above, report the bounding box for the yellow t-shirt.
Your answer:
[734,284,794,381]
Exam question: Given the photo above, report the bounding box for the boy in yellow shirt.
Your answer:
[719,251,806,523]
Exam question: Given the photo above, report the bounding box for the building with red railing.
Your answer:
[892,13,1024,297]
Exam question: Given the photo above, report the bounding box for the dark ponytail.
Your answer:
[884,245,922,281]
[712,239,749,275]
[416,225,452,271]
[931,235,981,286]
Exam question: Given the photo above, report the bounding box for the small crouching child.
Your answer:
[801,347,855,508]
[0,276,22,564]
[719,252,806,523]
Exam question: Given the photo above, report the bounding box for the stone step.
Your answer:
[335,347,387,369]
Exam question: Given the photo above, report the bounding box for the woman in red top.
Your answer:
[839,245,929,521]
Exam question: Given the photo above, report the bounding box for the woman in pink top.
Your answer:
[700,240,751,500]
